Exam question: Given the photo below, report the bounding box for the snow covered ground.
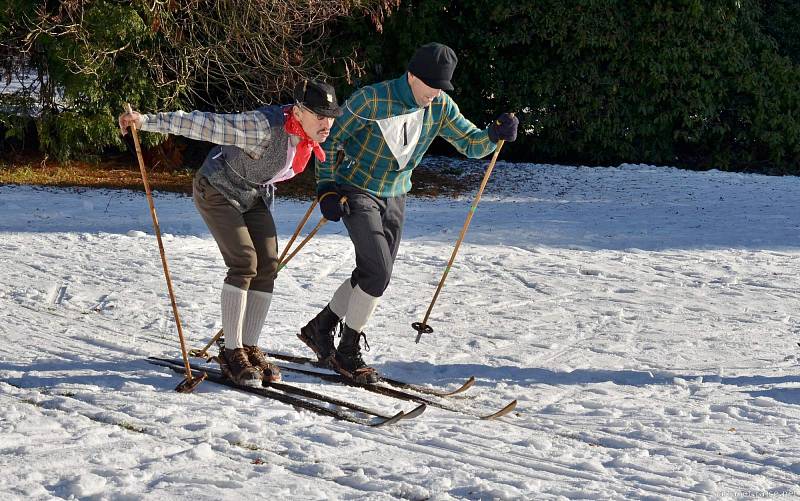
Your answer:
[1,159,799,500]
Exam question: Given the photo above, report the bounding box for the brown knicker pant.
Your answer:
[192,174,278,293]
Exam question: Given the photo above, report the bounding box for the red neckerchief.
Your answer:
[284,109,325,174]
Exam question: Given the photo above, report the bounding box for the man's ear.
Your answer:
[292,105,302,120]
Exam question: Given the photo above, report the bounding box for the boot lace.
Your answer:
[350,332,371,369]
[228,348,252,371]
[245,346,269,366]
[359,332,371,352]
[245,346,280,378]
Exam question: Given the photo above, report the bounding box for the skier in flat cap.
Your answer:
[120,80,343,387]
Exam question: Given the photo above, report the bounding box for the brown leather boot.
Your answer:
[219,348,262,388]
[244,345,281,383]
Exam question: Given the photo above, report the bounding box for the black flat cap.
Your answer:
[294,79,343,118]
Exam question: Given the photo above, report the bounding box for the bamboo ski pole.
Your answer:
[412,123,511,343]
[276,217,328,273]
[189,328,224,359]
[277,199,318,265]
[276,195,347,274]
[125,103,205,392]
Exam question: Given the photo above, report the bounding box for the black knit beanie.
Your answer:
[407,43,457,91]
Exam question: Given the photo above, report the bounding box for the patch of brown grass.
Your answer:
[0,152,194,194]
[0,151,474,198]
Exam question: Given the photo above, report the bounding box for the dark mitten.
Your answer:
[319,192,348,222]
[488,113,519,143]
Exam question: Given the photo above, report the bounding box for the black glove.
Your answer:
[318,192,349,222]
[488,113,519,143]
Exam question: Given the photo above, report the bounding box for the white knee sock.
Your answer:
[328,279,353,318]
[221,283,248,349]
[344,285,379,333]
[242,290,272,347]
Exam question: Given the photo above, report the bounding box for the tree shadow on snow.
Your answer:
[3,185,799,251]
[746,388,800,406]
[379,360,800,390]
[0,358,203,394]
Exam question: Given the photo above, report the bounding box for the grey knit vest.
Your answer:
[198,105,292,212]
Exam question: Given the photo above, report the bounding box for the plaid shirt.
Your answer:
[140,110,273,159]
[316,74,497,198]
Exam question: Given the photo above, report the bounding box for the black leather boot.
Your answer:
[298,305,340,365]
[332,325,379,384]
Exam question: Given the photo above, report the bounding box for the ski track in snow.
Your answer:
[1,161,800,499]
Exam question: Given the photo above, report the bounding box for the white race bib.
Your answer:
[376,109,425,171]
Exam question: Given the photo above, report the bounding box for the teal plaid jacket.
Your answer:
[316,74,497,198]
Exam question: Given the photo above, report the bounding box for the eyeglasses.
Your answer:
[296,80,333,121]
[298,104,330,121]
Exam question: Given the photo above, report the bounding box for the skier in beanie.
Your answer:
[119,80,342,388]
[299,43,519,384]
